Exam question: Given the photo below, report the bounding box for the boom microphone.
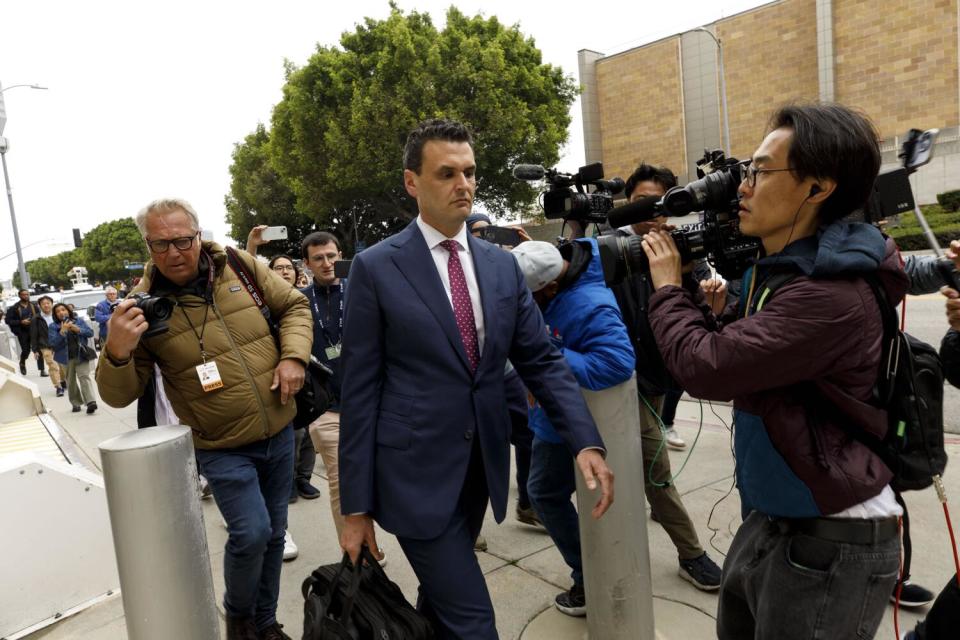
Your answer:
[605,195,663,229]
[512,164,547,181]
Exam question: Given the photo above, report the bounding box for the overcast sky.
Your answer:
[0,0,769,280]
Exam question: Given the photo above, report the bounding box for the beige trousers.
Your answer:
[39,349,64,388]
[308,410,344,538]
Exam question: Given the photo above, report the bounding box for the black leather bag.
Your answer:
[302,547,434,640]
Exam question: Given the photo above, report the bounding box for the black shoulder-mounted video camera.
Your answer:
[513,162,625,224]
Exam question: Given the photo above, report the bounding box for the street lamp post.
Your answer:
[693,27,732,157]
[0,82,48,289]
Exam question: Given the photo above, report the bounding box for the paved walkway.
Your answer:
[11,361,959,639]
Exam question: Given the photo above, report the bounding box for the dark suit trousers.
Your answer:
[396,441,498,640]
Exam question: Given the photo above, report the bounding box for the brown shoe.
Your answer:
[259,622,292,640]
[226,616,258,640]
[516,505,546,531]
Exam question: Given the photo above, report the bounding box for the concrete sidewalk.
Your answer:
[14,362,960,640]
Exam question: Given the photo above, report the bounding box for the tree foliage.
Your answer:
[21,249,86,289]
[226,4,576,252]
[81,218,150,282]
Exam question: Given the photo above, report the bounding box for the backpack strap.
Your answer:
[743,269,799,317]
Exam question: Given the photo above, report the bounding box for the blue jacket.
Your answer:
[48,315,94,365]
[94,299,113,340]
[529,238,636,444]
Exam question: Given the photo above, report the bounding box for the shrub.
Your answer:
[937,190,960,212]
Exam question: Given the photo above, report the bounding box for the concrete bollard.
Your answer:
[99,425,220,640]
[576,374,655,640]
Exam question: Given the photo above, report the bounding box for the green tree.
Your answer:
[81,218,149,282]
[228,4,576,251]
[22,249,86,289]
[224,124,315,258]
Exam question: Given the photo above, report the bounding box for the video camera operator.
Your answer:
[603,163,725,592]
[640,103,909,639]
[95,198,313,640]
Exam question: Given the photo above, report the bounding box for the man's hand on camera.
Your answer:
[341,514,383,565]
[641,230,683,290]
[576,449,614,519]
[105,298,149,362]
[271,358,305,404]
[942,286,960,331]
[511,226,532,244]
[946,239,960,272]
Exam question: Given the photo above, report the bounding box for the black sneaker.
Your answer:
[225,615,258,640]
[40,371,49,377]
[20,363,26,375]
[56,387,64,397]
[297,481,321,500]
[555,584,586,617]
[86,401,98,414]
[72,405,82,413]
[679,552,722,591]
[258,622,292,640]
[892,581,935,608]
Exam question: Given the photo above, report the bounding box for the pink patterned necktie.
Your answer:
[440,239,480,373]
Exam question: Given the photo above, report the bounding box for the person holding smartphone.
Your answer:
[48,302,98,413]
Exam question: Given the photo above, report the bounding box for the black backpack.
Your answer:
[749,270,947,492]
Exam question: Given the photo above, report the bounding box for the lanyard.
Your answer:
[312,282,344,340]
[179,257,216,362]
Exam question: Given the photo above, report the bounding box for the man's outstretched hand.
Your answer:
[576,449,615,519]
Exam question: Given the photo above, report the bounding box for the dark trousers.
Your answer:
[527,437,582,586]
[505,369,532,509]
[293,426,316,486]
[660,387,682,425]
[196,425,294,631]
[17,333,42,371]
[396,442,497,640]
[717,511,900,640]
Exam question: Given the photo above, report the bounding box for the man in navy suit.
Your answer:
[338,119,615,639]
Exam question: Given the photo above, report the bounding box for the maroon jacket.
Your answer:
[648,225,909,517]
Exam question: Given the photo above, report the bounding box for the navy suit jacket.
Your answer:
[339,221,604,540]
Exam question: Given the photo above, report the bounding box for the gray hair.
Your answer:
[104,286,117,294]
[135,198,201,237]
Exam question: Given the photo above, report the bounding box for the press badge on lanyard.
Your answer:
[314,282,344,361]
[196,360,224,392]
[325,343,342,361]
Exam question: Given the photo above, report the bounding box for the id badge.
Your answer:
[324,343,342,361]
[196,361,224,392]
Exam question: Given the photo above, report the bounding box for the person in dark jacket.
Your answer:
[605,163,725,592]
[641,103,909,639]
[300,231,347,539]
[513,239,634,617]
[6,289,45,376]
[30,295,66,396]
[48,302,98,413]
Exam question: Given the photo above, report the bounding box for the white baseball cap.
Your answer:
[511,241,564,292]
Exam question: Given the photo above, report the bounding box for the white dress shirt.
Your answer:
[416,216,486,354]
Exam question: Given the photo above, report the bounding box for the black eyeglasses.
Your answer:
[146,233,199,253]
[742,162,795,189]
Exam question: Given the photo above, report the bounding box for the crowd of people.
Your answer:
[6,104,960,640]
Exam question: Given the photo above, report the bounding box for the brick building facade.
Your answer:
[579,0,960,202]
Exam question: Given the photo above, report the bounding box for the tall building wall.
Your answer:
[834,0,959,138]
[718,0,820,158]
[595,39,685,183]
[583,0,960,197]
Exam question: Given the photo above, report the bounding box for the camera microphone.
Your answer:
[512,164,547,181]
[606,195,663,229]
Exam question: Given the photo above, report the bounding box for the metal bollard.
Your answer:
[99,425,220,640]
[576,375,655,640]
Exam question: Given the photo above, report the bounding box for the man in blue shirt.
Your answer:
[512,239,635,617]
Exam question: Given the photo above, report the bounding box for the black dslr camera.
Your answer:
[597,150,761,283]
[513,162,625,223]
[111,292,175,337]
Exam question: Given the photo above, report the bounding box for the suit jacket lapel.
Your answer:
[391,223,473,374]
[468,234,499,369]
